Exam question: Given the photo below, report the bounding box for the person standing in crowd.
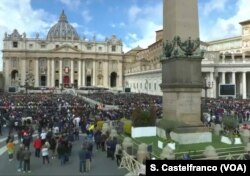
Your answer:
[22,132,31,149]
[33,136,42,158]
[6,138,15,161]
[57,142,66,165]
[16,144,24,172]
[94,129,101,150]
[40,129,47,145]
[49,136,57,159]
[85,147,92,172]
[41,141,50,164]
[106,137,112,158]
[115,143,123,166]
[23,146,31,173]
[78,146,86,173]
[110,137,117,160]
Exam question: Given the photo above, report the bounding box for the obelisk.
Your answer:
[161,0,211,144]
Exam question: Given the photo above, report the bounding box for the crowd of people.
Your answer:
[0,92,134,174]
[2,92,250,174]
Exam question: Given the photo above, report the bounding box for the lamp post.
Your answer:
[203,78,214,112]
[60,83,63,93]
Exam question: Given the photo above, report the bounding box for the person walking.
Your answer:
[23,146,31,173]
[78,146,87,173]
[33,136,42,157]
[41,142,50,164]
[16,144,24,172]
[6,138,15,162]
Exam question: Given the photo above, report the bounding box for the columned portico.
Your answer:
[2,11,123,92]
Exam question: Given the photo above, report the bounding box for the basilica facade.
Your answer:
[2,11,123,91]
[124,20,250,99]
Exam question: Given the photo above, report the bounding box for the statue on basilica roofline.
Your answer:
[162,36,204,60]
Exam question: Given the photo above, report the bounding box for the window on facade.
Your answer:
[111,45,116,52]
[98,62,102,69]
[149,83,151,90]
[41,44,46,48]
[154,83,156,90]
[137,83,138,88]
[74,61,77,69]
[56,45,59,48]
[13,41,18,48]
[140,83,142,89]
[74,45,78,49]
[29,44,33,48]
[98,46,102,51]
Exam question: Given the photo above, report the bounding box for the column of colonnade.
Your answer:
[35,58,39,87]
[208,71,248,99]
[70,59,74,85]
[78,59,82,87]
[51,59,55,87]
[47,58,50,87]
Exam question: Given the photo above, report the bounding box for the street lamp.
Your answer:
[203,78,214,112]
[60,83,63,92]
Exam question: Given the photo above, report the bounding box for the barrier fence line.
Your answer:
[119,150,144,176]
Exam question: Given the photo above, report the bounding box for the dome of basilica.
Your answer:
[47,10,80,41]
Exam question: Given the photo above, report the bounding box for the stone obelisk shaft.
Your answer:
[163,0,199,42]
[161,0,211,144]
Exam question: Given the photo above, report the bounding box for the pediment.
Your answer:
[51,44,81,52]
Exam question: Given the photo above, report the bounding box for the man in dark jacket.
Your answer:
[23,147,31,173]
[16,144,24,172]
[78,147,86,173]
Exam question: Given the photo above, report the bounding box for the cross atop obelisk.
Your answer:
[163,0,199,43]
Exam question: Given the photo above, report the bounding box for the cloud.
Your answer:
[81,28,105,41]
[202,0,229,16]
[110,22,125,28]
[81,10,92,23]
[60,0,81,9]
[128,5,141,21]
[0,0,55,71]
[124,3,162,51]
[201,0,250,41]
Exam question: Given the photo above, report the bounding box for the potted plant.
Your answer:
[221,117,238,144]
[131,104,157,138]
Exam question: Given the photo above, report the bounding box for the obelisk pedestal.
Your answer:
[161,0,212,144]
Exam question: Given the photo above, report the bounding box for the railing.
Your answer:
[119,150,145,176]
